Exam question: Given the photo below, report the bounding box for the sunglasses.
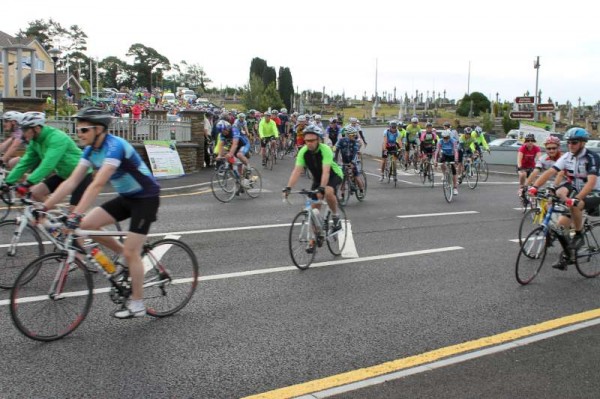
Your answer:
[567,140,582,145]
[75,126,100,133]
[304,138,318,143]
[545,146,558,150]
[525,139,535,143]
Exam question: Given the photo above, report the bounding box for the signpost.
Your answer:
[509,111,535,120]
[536,103,556,112]
[515,96,535,104]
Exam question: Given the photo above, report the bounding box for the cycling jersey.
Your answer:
[296,143,343,183]
[258,119,279,139]
[335,137,360,164]
[459,133,476,151]
[81,134,160,198]
[295,124,306,146]
[327,126,341,146]
[278,114,289,134]
[420,130,438,146]
[535,153,561,170]
[233,119,247,135]
[405,124,421,142]
[552,149,600,192]
[518,144,541,169]
[435,137,458,160]
[6,125,83,185]
[220,126,250,153]
[383,128,400,147]
[470,132,489,151]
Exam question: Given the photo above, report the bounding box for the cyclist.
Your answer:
[216,120,251,185]
[471,126,490,157]
[517,133,541,193]
[0,111,25,169]
[444,121,459,141]
[246,109,259,138]
[295,114,308,150]
[335,126,365,195]
[283,125,344,233]
[434,130,459,196]
[1,111,93,204]
[524,136,563,187]
[458,126,477,183]
[40,107,161,318]
[326,117,342,147]
[403,116,421,168]
[348,117,367,147]
[529,128,600,268]
[233,112,250,137]
[419,122,438,165]
[380,120,402,182]
[259,111,279,166]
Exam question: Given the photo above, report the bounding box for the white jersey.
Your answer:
[552,149,600,191]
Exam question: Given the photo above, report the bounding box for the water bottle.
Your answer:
[311,207,323,227]
[91,247,116,274]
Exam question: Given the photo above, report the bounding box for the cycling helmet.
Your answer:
[237,113,246,119]
[314,114,321,120]
[216,120,231,133]
[564,127,589,142]
[329,117,337,123]
[297,115,307,122]
[425,122,433,127]
[411,117,419,123]
[248,109,256,115]
[475,126,483,134]
[441,130,451,138]
[443,121,451,127]
[271,109,278,114]
[280,108,288,114]
[263,111,271,117]
[544,136,561,146]
[303,124,322,138]
[464,127,472,134]
[349,117,358,123]
[2,111,23,124]
[389,120,398,128]
[19,112,46,128]
[345,126,358,137]
[75,107,112,128]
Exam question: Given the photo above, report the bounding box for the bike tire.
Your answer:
[289,211,316,270]
[244,167,263,198]
[210,168,237,203]
[143,238,199,317]
[420,162,427,184]
[326,206,348,256]
[465,163,479,189]
[428,162,435,188]
[518,208,544,250]
[338,176,351,207]
[0,220,45,289]
[443,169,453,203]
[575,225,600,278]
[479,159,489,182]
[10,253,93,341]
[355,172,367,201]
[516,226,549,285]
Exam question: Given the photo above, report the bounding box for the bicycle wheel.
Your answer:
[382,159,389,181]
[442,169,453,203]
[518,208,544,249]
[516,226,549,285]
[289,210,316,270]
[479,159,489,182]
[355,172,367,201]
[391,159,397,187]
[0,187,13,221]
[0,220,44,289]
[210,168,237,203]
[244,167,263,198]
[427,162,435,188]
[10,253,93,341]
[420,162,427,184]
[325,206,348,256]
[575,225,600,278]
[266,147,274,170]
[338,176,351,206]
[465,163,479,189]
[143,239,199,317]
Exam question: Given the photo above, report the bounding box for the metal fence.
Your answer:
[46,117,192,143]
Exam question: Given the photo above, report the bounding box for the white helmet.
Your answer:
[349,117,358,123]
[2,111,24,124]
[441,130,451,138]
[411,117,419,123]
[297,115,307,122]
[314,114,321,120]
[280,108,288,114]
[19,111,46,128]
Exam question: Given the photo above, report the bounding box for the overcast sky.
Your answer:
[4,0,599,105]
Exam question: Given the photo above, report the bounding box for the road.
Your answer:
[1,154,599,399]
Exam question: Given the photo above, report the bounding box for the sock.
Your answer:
[128,299,145,312]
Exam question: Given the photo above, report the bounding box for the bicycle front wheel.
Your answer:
[516,226,550,285]
[289,211,316,270]
[427,162,435,188]
[465,164,479,189]
[355,172,367,201]
[211,168,237,203]
[518,208,544,250]
[326,206,348,256]
[442,169,453,203]
[338,176,351,206]
[10,253,93,341]
[479,159,489,182]
[0,220,44,289]
[244,167,263,198]
[575,226,600,278]
[266,148,274,170]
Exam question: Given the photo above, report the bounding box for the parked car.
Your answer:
[585,140,600,148]
[489,138,518,147]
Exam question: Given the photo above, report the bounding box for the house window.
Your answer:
[36,59,45,71]
[0,52,3,63]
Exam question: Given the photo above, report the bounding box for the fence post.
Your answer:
[179,109,206,170]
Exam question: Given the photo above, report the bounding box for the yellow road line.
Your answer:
[160,189,212,198]
[243,308,600,399]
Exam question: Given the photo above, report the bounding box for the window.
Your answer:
[0,52,3,63]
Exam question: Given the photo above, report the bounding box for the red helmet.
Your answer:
[544,136,560,146]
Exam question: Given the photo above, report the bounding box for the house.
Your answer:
[0,30,84,101]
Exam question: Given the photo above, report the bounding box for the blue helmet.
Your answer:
[565,127,589,142]
[303,124,323,139]
[216,120,231,133]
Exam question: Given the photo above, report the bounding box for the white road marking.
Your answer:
[143,234,181,273]
[1,246,463,306]
[397,211,479,218]
[341,222,358,258]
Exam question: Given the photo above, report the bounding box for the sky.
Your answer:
[3,0,600,106]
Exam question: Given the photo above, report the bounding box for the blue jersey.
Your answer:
[220,126,250,148]
[435,137,458,159]
[81,134,160,198]
[384,129,399,147]
[335,137,360,163]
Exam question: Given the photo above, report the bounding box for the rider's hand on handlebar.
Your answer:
[65,212,84,230]
[527,186,538,197]
[15,182,32,197]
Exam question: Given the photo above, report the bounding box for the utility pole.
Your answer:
[534,56,540,121]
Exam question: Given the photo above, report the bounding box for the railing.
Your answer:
[46,117,192,143]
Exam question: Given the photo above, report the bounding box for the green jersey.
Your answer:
[296,143,343,182]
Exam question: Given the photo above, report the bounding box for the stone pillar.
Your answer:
[148,109,168,119]
[1,97,46,113]
[180,109,206,170]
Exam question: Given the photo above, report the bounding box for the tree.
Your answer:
[126,43,171,90]
[502,113,519,133]
[249,58,268,82]
[242,74,283,112]
[456,92,491,117]
[278,67,294,111]
[262,66,276,87]
[98,56,130,90]
[171,61,212,92]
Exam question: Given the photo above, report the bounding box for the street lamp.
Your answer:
[49,48,61,119]
[533,56,540,121]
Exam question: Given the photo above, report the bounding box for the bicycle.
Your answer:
[279,136,295,160]
[382,150,400,187]
[461,156,479,189]
[0,196,123,289]
[518,189,555,247]
[10,223,199,341]
[286,189,348,270]
[338,160,367,206]
[473,151,489,182]
[210,157,262,203]
[403,144,420,174]
[515,194,600,285]
[419,154,435,188]
[440,161,456,203]
[263,137,277,170]
[0,169,17,221]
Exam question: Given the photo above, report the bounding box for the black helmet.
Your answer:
[75,107,112,128]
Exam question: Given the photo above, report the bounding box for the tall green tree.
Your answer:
[242,74,283,112]
[456,92,491,117]
[278,67,294,111]
[126,43,170,90]
[249,57,268,82]
[98,56,130,90]
[262,66,276,87]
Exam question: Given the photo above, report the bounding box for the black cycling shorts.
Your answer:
[101,196,160,235]
[310,172,342,199]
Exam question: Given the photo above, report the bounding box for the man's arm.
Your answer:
[26,135,70,184]
[43,163,90,209]
[72,164,117,215]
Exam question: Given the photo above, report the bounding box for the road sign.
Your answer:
[536,103,556,112]
[509,111,534,120]
[515,96,535,104]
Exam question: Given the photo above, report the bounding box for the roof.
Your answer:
[22,73,85,94]
[0,30,34,48]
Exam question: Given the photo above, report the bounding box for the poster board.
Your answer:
[144,140,185,179]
